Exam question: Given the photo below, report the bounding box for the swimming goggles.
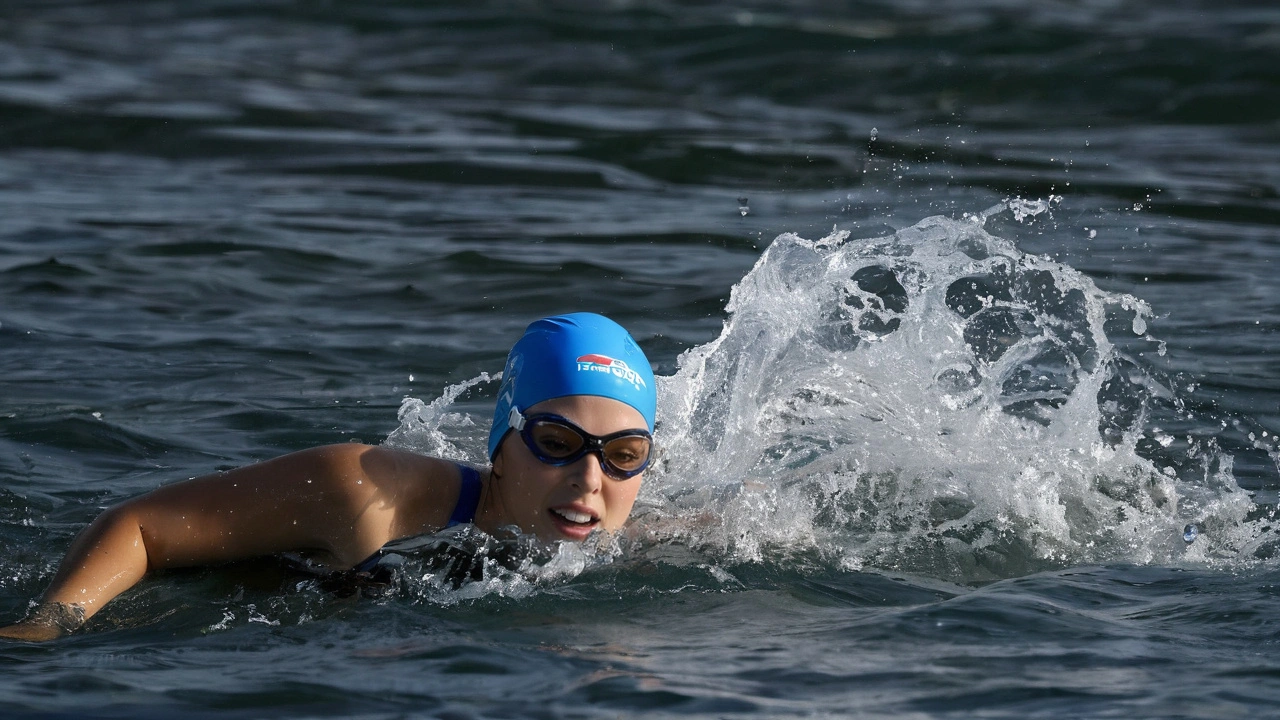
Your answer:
[508,407,653,479]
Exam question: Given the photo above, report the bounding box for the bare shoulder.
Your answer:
[338,444,476,539]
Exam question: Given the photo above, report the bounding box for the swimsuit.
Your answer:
[446,464,483,527]
[350,463,482,573]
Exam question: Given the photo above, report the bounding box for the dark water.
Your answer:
[2,1,1280,717]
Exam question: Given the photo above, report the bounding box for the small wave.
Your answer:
[378,526,616,606]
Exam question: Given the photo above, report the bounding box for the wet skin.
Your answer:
[480,395,647,542]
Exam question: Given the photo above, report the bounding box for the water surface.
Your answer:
[2,1,1279,717]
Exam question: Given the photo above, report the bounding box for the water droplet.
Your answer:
[1183,524,1198,544]
[737,197,749,216]
[870,127,878,141]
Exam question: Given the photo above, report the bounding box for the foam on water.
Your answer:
[388,202,1274,591]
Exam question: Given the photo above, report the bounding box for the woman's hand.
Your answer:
[0,602,85,642]
[0,623,64,642]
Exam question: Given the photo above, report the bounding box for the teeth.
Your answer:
[552,508,594,524]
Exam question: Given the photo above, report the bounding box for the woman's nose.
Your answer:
[568,451,608,492]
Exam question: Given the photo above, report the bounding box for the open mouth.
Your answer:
[548,506,600,539]
[550,507,597,525]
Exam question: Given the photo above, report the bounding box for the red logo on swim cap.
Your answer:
[576,354,615,366]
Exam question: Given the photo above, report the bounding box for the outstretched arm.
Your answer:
[0,444,455,641]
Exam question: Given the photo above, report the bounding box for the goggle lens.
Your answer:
[528,422,585,458]
[517,412,652,479]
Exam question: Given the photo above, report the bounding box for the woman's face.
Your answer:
[487,395,648,542]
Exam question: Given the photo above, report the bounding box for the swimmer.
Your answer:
[0,313,656,642]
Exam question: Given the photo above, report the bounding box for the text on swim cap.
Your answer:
[576,354,647,391]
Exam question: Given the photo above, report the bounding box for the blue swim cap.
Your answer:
[489,313,656,459]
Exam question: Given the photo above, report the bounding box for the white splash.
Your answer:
[641,204,1258,581]
[385,372,496,462]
